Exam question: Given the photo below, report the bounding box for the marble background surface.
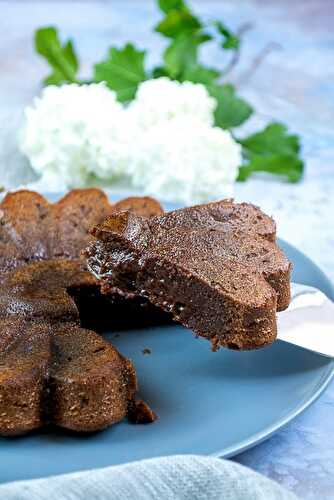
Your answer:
[0,1,333,498]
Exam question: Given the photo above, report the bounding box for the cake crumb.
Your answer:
[129,400,157,424]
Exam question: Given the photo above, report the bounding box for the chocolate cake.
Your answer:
[86,200,291,351]
[0,189,163,435]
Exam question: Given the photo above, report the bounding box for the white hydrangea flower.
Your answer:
[127,77,216,130]
[128,116,242,205]
[19,78,240,204]
[20,83,130,187]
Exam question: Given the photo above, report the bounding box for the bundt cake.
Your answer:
[0,189,163,435]
[86,200,291,351]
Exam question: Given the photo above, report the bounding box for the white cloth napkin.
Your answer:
[0,455,297,500]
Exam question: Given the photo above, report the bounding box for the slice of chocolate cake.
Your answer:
[86,200,291,351]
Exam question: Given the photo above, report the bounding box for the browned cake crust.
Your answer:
[113,196,164,218]
[86,200,291,351]
[0,189,162,436]
[0,189,164,278]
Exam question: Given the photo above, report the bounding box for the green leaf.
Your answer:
[214,21,240,50]
[152,66,170,79]
[181,64,220,85]
[155,10,201,38]
[240,123,300,156]
[208,84,253,129]
[238,123,304,182]
[94,43,147,102]
[238,154,304,182]
[158,0,185,13]
[164,32,211,78]
[35,27,79,85]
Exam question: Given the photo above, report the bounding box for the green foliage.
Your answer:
[155,10,201,38]
[33,0,303,182]
[214,21,240,50]
[209,84,253,129]
[163,32,211,78]
[238,124,304,181]
[94,44,147,102]
[181,64,220,85]
[35,27,79,84]
[158,0,185,14]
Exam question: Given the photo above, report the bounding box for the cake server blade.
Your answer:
[277,283,334,358]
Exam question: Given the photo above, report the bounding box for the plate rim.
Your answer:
[214,356,334,458]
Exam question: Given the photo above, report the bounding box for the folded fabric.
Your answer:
[0,455,297,500]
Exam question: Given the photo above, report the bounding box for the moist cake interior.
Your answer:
[86,200,291,351]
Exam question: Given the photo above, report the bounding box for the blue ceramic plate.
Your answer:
[0,194,333,483]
